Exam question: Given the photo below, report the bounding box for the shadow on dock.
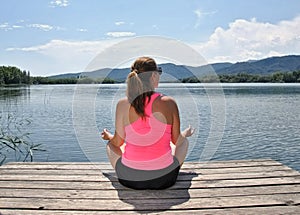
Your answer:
[103,171,198,213]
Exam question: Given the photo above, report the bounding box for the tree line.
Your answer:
[0,66,30,85]
[1,65,300,85]
[0,66,115,85]
[31,76,115,84]
[181,71,300,83]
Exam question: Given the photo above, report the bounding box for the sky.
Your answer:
[1,0,300,76]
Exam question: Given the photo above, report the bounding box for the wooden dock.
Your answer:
[0,159,299,214]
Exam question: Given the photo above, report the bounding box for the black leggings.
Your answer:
[116,157,180,190]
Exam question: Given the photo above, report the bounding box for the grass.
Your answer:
[0,112,46,165]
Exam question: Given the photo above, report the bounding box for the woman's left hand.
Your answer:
[101,128,113,140]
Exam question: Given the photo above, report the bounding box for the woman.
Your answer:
[101,56,194,189]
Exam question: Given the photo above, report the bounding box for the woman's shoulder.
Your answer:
[158,93,177,103]
[116,97,130,110]
[153,93,178,123]
[118,97,129,103]
[156,93,178,109]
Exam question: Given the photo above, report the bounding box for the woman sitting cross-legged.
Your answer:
[101,56,194,190]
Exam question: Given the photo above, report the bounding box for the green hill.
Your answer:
[48,55,300,82]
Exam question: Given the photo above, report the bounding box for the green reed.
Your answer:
[0,112,46,165]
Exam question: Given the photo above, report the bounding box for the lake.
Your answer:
[1,83,300,171]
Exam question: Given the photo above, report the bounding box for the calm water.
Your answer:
[1,83,300,171]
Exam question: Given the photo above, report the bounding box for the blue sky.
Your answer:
[1,0,300,76]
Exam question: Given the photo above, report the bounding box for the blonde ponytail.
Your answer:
[126,69,143,104]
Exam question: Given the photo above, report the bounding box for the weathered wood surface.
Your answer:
[0,159,299,214]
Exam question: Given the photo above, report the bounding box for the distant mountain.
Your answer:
[49,55,300,81]
[216,55,300,74]
[50,72,81,79]
[186,63,233,77]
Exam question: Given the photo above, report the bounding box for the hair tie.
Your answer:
[128,69,138,78]
[132,69,139,74]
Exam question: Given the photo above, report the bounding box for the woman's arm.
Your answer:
[170,98,194,146]
[101,99,126,147]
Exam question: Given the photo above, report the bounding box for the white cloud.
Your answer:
[194,9,217,18]
[77,28,88,32]
[192,16,300,63]
[0,22,12,31]
[12,25,23,29]
[152,24,158,29]
[106,31,136,38]
[6,39,123,75]
[50,0,69,7]
[194,9,217,29]
[27,23,65,31]
[0,21,63,32]
[7,39,117,53]
[28,24,54,31]
[115,21,125,26]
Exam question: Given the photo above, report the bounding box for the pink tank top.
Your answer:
[122,92,173,170]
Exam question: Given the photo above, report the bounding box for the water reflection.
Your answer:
[0,86,30,101]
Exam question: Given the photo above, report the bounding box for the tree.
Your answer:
[272,72,284,83]
[27,71,31,84]
[0,66,30,85]
[0,69,4,85]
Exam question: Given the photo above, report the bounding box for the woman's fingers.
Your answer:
[185,125,195,137]
[101,129,109,139]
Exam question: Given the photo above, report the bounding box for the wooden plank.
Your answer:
[0,170,297,184]
[0,176,300,190]
[0,193,299,211]
[183,159,286,169]
[1,206,300,215]
[0,165,295,175]
[2,159,285,170]
[0,170,299,182]
[4,159,276,166]
[1,185,300,200]
[1,163,106,170]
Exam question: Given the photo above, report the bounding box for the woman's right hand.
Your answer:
[182,125,195,138]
